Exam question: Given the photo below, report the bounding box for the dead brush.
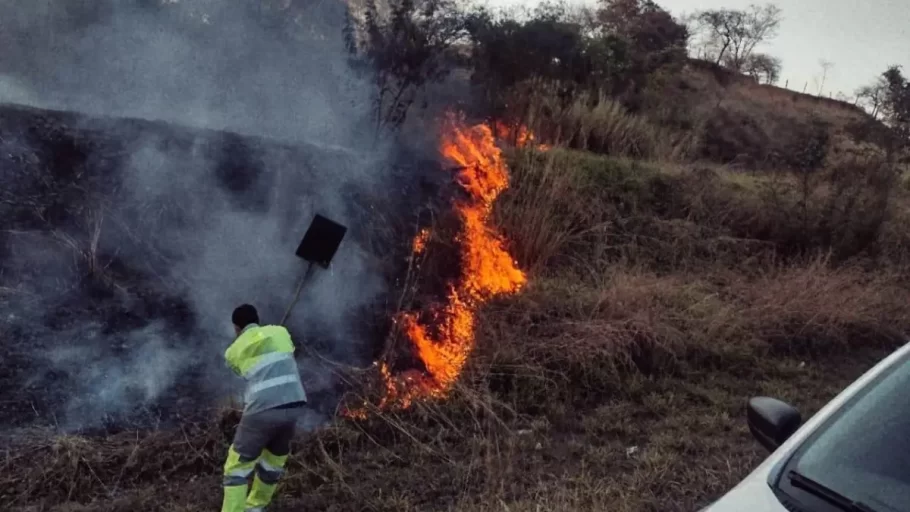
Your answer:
[0,418,228,507]
[495,149,608,275]
[280,382,519,511]
[50,207,125,292]
[505,82,697,162]
[735,256,910,353]
[476,256,910,416]
[475,271,695,412]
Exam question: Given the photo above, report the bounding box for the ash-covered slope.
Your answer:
[0,102,440,434]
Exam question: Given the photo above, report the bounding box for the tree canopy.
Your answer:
[689,3,782,73]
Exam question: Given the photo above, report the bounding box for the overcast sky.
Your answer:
[475,0,909,99]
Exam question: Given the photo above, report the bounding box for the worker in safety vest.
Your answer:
[221,304,307,512]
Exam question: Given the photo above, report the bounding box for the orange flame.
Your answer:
[412,228,431,254]
[346,115,526,415]
[493,121,550,151]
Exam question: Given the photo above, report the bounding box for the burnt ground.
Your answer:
[0,102,449,433]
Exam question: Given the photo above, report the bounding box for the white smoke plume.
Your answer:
[0,0,403,432]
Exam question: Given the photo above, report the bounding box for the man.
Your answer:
[222,304,307,512]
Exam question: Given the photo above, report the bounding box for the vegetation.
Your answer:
[4,0,910,511]
[687,3,783,73]
[7,146,910,511]
[344,0,467,137]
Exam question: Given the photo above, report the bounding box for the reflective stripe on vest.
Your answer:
[225,324,307,414]
[248,375,299,395]
[246,351,294,378]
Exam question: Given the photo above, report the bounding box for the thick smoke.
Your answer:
[0,0,372,145]
[0,0,401,432]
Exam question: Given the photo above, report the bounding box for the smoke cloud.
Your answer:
[0,0,372,144]
[0,0,407,432]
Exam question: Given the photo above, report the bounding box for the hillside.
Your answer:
[5,101,910,510]
[4,1,910,511]
[0,101,445,433]
[680,59,883,167]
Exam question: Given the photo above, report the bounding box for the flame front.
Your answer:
[348,116,527,414]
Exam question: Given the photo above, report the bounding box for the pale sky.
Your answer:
[474,0,910,99]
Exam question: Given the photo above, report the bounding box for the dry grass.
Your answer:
[5,103,910,511]
[498,148,910,272]
[503,81,698,162]
[0,419,229,509]
[3,337,891,512]
[664,61,883,170]
[476,260,910,417]
[4,268,906,510]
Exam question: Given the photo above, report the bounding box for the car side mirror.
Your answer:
[747,397,802,452]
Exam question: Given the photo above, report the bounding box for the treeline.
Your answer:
[347,0,693,137]
[347,0,909,163]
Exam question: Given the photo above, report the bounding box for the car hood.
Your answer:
[706,341,910,512]
[703,468,787,512]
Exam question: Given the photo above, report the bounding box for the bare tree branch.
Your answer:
[690,3,782,73]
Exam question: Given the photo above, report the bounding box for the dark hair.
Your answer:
[232,304,259,329]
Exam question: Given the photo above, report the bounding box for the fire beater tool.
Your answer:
[280,213,348,326]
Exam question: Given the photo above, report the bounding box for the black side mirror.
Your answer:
[747,397,802,452]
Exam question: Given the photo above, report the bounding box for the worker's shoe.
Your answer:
[222,445,257,512]
[222,485,251,512]
[245,449,288,510]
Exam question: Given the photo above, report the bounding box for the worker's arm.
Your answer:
[224,342,243,376]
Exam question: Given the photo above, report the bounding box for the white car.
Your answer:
[704,341,910,512]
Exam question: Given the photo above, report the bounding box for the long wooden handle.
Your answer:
[280,261,316,326]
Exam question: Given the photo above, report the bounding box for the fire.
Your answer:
[493,121,551,151]
[412,228,431,254]
[346,115,526,415]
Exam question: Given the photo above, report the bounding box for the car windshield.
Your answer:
[786,349,910,512]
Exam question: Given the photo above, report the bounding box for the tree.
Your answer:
[594,0,689,106]
[881,65,910,145]
[465,2,632,113]
[815,59,833,96]
[596,0,688,73]
[597,0,688,48]
[345,0,467,138]
[855,79,889,119]
[742,52,781,84]
[849,66,909,157]
[691,3,782,73]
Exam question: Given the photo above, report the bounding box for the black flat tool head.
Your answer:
[295,214,348,268]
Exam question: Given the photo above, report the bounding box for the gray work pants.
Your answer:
[223,405,305,512]
[233,405,305,460]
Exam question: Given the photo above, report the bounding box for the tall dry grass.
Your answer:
[498,147,910,273]
[483,145,910,417]
[476,258,910,417]
[495,148,615,275]
[501,80,698,162]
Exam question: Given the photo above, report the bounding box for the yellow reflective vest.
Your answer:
[224,323,307,415]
